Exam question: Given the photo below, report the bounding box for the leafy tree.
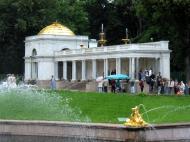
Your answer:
[0,0,189,82]
[0,0,88,74]
[133,0,190,81]
[56,0,89,35]
[85,0,138,45]
[0,0,58,74]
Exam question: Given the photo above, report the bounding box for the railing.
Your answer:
[55,41,168,56]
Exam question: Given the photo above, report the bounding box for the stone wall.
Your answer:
[0,120,190,142]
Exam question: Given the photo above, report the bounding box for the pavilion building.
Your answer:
[24,22,171,88]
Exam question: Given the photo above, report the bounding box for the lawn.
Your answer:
[0,89,190,124]
[60,91,190,124]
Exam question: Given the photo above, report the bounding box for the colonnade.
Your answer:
[54,57,162,81]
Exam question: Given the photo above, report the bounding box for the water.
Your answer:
[0,77,90,122]
[0,76,96,141]
[0,74,17,89]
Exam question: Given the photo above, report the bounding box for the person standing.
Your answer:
[184,83,189,95]
[149,68,152,76]
[149,73,155,93]
[50,75,56,90]
[103,79,108,93]
[180,81,185,94]
[168,79,174,94]
[138,70,142,81]
[130,80,135,94]
[116,80,121,92]
[111,79,116,93]
[139,79,144,92]
[98,80,103,93]
[156,72,162,95]
[160,79,165,94]
[174,80,178,94]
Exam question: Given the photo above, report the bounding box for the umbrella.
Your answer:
[96,76,104,82]
[106,74,130,80]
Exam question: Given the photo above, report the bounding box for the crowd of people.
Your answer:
[138,69,190,95]
[97,70,125,93]
[97,68,190,95]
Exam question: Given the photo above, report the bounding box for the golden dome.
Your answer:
[38,22,75,36]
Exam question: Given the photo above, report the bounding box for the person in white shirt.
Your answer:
[149,68,152,76]
[98,80,103,92]
[168,79,174,94]
[179,81,185,94]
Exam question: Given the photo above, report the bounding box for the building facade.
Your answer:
[24,22,171,86]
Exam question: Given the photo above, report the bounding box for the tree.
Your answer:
[0,0,58,74]
[133,0,190,81]
[0,0,89,74]
[85,0,139,45]
[56,0,89,35]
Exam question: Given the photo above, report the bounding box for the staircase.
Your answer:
[61,81,88,91]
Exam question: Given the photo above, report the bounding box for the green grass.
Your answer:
[0,89,190,124]
[59,91,190,124]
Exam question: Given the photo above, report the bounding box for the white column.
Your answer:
[160,55,170,79]
[129,58,131,78]
[104,59,108,77]
[159,57,163,75]
[131,58,135,79]
[54,61,58,80]
[92,59,97,79]
[24,61,31,80]
[63,61,67,80]
[136,58,139,79]
[116,58,121,74]
[154,58,158,75]
[82,60,86,81]
[34,63,37,79]
[157,58,160,74]
[30,58,32,79]
[72,60,76,81]
[31,63,34,79]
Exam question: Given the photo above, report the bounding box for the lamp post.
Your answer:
[98,0,115,47]
[98,23,107,47]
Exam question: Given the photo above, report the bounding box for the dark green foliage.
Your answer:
[0,0,58,73]
[0,0,189,81]
[132,0,190,79]
[0,0,88,73]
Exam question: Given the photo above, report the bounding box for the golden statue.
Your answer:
[124,106,148,127]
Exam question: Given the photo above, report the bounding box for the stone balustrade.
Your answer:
[54,41,169,57]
